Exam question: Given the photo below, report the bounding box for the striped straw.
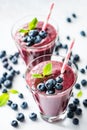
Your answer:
[42,3,54,31]
[61,39,75,74]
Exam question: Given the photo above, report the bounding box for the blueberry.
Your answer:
[10,69,16,76]
[66,36,70,40]
[3,61,9,68]
[7,65,13,71]
[2,88,8,93]
[73,54,80,62]
[39,31,47,38]
[14,52,19,58]
[45,78,56,90]
[0,84,2,89]
[83,99,87,107]
[11,56,18,64]
[6,74,13,80]
[68,103,77,112]
[75,108,82,115]
[80,31,86,37]
[0,76,6,84]
[7,100,13,106]
[85,65,87,69]
[55,83,63,90]
[35,35,42,43]
[3,72,7,77]
[37,83,46,91]
[11,103,18,110]
[67,111,74,118]
[80,68,85,74]
[46,89,55,94]
[29,30,39,37]
[2,57,8,62]
[81,79,87,86]
[0,50,6,58]
[72,13,77,18]
[21,101,28,109]
[16,113,25,122]
[73,98,79,105]
[4,79,12,88]
[18,93,24,99]
[63,44,68,49]
[29,112,37,121]
[56,76,63,83]
[11,120,18,127]
[26,36,35,46]
[23,35,29,42]
[66,17,72,23]
[75,83,81,89]
[9,55,13,60]
[16,70,20,75]
[72,118,79,125]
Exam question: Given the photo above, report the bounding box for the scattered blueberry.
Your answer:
[66,36,70,40]
[14,52,19,58]
[81,79,87,86]
[2,57,8,62]
[73,98,79,105]
[11,103,18,110]
[6,74,13,80]
[72,118,79,125]
[18,93,24,99]
[66,17,72,23]
[85,65,87,69]
[73,54,80,62]
[11,120,18,127]
[80,31,86,37]
[11,56,18,64]
[21,101,28,109]
[3,61,9,68]
[0,84,2,89]
[83,99,87,107]
[37,83,46,91]
[75,108,82,115]
[0,76,6,84]
[29,112,37,121]
[0,50,6,58]
[2,88,8,93]
[67,111,74,118]
[16,113,25,122]
[68,103,77,112]
[7,65,13,71]
[3,72,7,77]
[80,68,85,74]
[55,83,63,90]
[72,13,77,18]
[4,79,12,88]
[7,100,13,106]
[75,83,81,89]
[63,44,68,49]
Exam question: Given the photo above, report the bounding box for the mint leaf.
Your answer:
[32,73,43,78]
[9,89,19,94]
[43,63,52,76]
[28,17,38,30]
[19,29,28,33]
[77,90,83,98]
[0,93,9,107]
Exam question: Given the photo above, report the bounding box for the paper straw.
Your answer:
[61,39,75,74]
[42,3,54,31]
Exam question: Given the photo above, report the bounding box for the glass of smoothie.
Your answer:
[25,54,77,122]
[11,14,58,65]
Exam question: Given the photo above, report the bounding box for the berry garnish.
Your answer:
[46,89,55,94]
[45,78,56,90]
[29,112,37,121]
[37,83,46,91]
[56,76,63,83]
[55,83,63,90]
[39,30,47,38]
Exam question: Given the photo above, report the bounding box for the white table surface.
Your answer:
[0,0,87,130]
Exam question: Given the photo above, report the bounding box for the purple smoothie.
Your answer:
[26,60,77,119]
[13,21,57,65]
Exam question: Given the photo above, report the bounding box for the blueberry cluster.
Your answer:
[23,29,47,46]
[37,77,63,94]
[66,13,77,23]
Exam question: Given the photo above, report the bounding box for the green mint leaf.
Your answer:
[19,29,28,33]
[28,17,38,30]
[9,89,19,94]
[43,62,52,76]
[32,73,43,78]
[0,93,9,107]
[77,90,83,98]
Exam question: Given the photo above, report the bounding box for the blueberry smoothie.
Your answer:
[25,55,77,122]
[12,17,57,65]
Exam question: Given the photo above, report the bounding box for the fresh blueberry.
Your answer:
[73,54,80,62]
[46,89,55,94]
[83,99,87,107]
[7,100,13,106]
[16,70,20,75]
[7,65,13,71]
[23,35,29,42]
[11,120,18,127]
[4,79,12,88]
[11,56,18,64]
[26,36,35,46]
[18,93,24,99]
[45,78,56,90]
[73,98,79,105]
[80,68,85,74]
[85,65,87,69]
[72,118,79,125]
[16,113,25,122]
[63,44,68,49]
[11,103,18,110]
[29,30,39,37]
[21,101,28,109]
[10,69,16,76]
[75,83,81,89]
[55,83,63,90]
[14,52,19,58]
[37,83,46,91]
[29,112,37,121]
[0,50,6,58]
[80,31,86,37]
[0,84,2,89]
[39,31,47,38]
[68,103,77,112]
[67,111,74,118]
[2,57,8,63]
[6,74,13,80]
[3,61,9,68]
[9,55,13,60]
[66,17,72,23]
[81,79,87,86]
[56,76,63,83]
[72,13,77,18]
[2,88,8,93]
[66,36,70,40]
[75,108,82,115]
[35,35,42,43]
[3,72,7,77]
[0,76,6,84]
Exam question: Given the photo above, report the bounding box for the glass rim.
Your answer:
[25,54,77,96]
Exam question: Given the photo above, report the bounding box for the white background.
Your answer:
[0,0,87,130]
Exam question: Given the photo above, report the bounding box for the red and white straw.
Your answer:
[61,39,75,74]
[42,3,54,31]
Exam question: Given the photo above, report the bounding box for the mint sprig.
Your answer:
[19,17,38,34]
[0,89,19,107]
[32,62,52,78]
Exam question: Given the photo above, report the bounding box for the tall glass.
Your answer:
[25,54,77,122]
[11,15,58,65]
